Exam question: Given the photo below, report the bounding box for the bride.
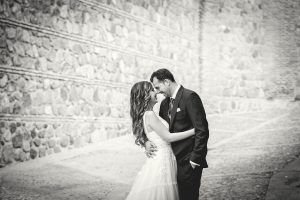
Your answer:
[126,81,195,200]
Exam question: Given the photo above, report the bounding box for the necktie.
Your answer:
[168,98,174,119]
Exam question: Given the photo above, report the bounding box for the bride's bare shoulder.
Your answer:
[144,110,156,119]
[145,111,160,124]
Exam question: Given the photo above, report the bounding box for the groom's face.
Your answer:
[152,77,170,97]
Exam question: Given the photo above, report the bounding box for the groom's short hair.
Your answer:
[150,68,175,82]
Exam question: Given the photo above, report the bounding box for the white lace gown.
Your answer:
[126,114,179,200]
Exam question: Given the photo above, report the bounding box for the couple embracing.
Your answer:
[127,69,209,200]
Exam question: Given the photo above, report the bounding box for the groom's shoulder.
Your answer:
[182,87,198,96]
[182,87,203,101]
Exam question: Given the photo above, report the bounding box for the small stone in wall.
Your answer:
[38,129,46,138]
[60,5,68,18]
[30,148,38,159]
[13,148,23,161]
[46,127,54,138]
[23,129,31,141]
[14,42,25,57]
[33,138,41,147]
[13,102,22,114]
[0,73,8,88]
[74,137,83,148]
[12,55,22,66]
[2,144,14,164]
[31,128,37,138]
[3,129,11,142]
[47,148,54,155]
[12,134,23,148]
[45,105,53,115]
[9,123,17,134]
[19,151,27,162]
[0,135,4,145]
[53,146,61,153]
[47,139,56,148]
[39,147,46,157]
[0,35,6,48]
[22,140,31,152]
[60,136,69,148]
[21,30,31,43]
[6,27,16,39]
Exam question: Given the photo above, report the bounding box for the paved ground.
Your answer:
[0,101,300,200]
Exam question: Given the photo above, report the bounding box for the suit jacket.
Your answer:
[159,86,209,168]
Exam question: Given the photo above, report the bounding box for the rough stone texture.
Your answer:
[201,0,300,113]
[0,0,200,166]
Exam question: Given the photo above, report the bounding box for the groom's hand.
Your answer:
[145,141,157,158]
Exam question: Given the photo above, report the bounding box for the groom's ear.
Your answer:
[164,79,171,85]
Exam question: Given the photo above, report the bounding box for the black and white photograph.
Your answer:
[0,0,300,199]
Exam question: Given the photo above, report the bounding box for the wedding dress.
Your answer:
[126,113,179,200]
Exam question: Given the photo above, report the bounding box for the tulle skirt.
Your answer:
[126,148,179,200]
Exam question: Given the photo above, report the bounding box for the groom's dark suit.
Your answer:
[159,86,209,200]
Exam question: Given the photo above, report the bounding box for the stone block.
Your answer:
[31,45,39,57]
[0,73,8,88]
[294,79,300,101]
[12,55,22,66]
[9,122,17,134]
[31,128,37,138]
[46,148,54,155]
[38,129,46,138]
[0,35,6,48]
[74,136,83,148]
[22,140,31,152]
[21,30,31,43]
[42,37,51,50]
[2,129,11,142]
[60,87,68,101]
[30,148,38,159]
[53,146,61,153]
[12,134,23,148]
[44,105,53,115]
[69,86,79,102]
[14,42,25,57]
[60,5,68,18]
[19,151,27,162]
[23,129,31,140]
[36,57,48,71]
[13,102,22,114]
[47,139,56,148]
[60,135,69,148]
[6,27,16,39]
[13,148,23,161]
[2,144,14,164]
[39,146,46,157]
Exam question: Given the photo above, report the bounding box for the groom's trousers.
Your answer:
[177,161,203,200]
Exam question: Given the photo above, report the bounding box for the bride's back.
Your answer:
[143,112,172,150]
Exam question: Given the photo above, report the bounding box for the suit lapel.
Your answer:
[170,86,184,130]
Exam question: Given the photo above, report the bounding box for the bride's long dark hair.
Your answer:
[130,81,153,147]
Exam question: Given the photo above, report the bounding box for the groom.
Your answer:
[146,68,209,200]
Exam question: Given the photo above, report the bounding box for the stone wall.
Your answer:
[0,0,200,165]
[201,0,300,113]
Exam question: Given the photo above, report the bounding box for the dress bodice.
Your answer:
[143,113,171,150]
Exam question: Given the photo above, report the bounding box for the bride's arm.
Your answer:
[146,111,194,143]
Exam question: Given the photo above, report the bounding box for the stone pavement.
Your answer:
[0,102,300,200]
[265,153,300,200]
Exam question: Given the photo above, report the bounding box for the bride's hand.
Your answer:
[145,141,157,158]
